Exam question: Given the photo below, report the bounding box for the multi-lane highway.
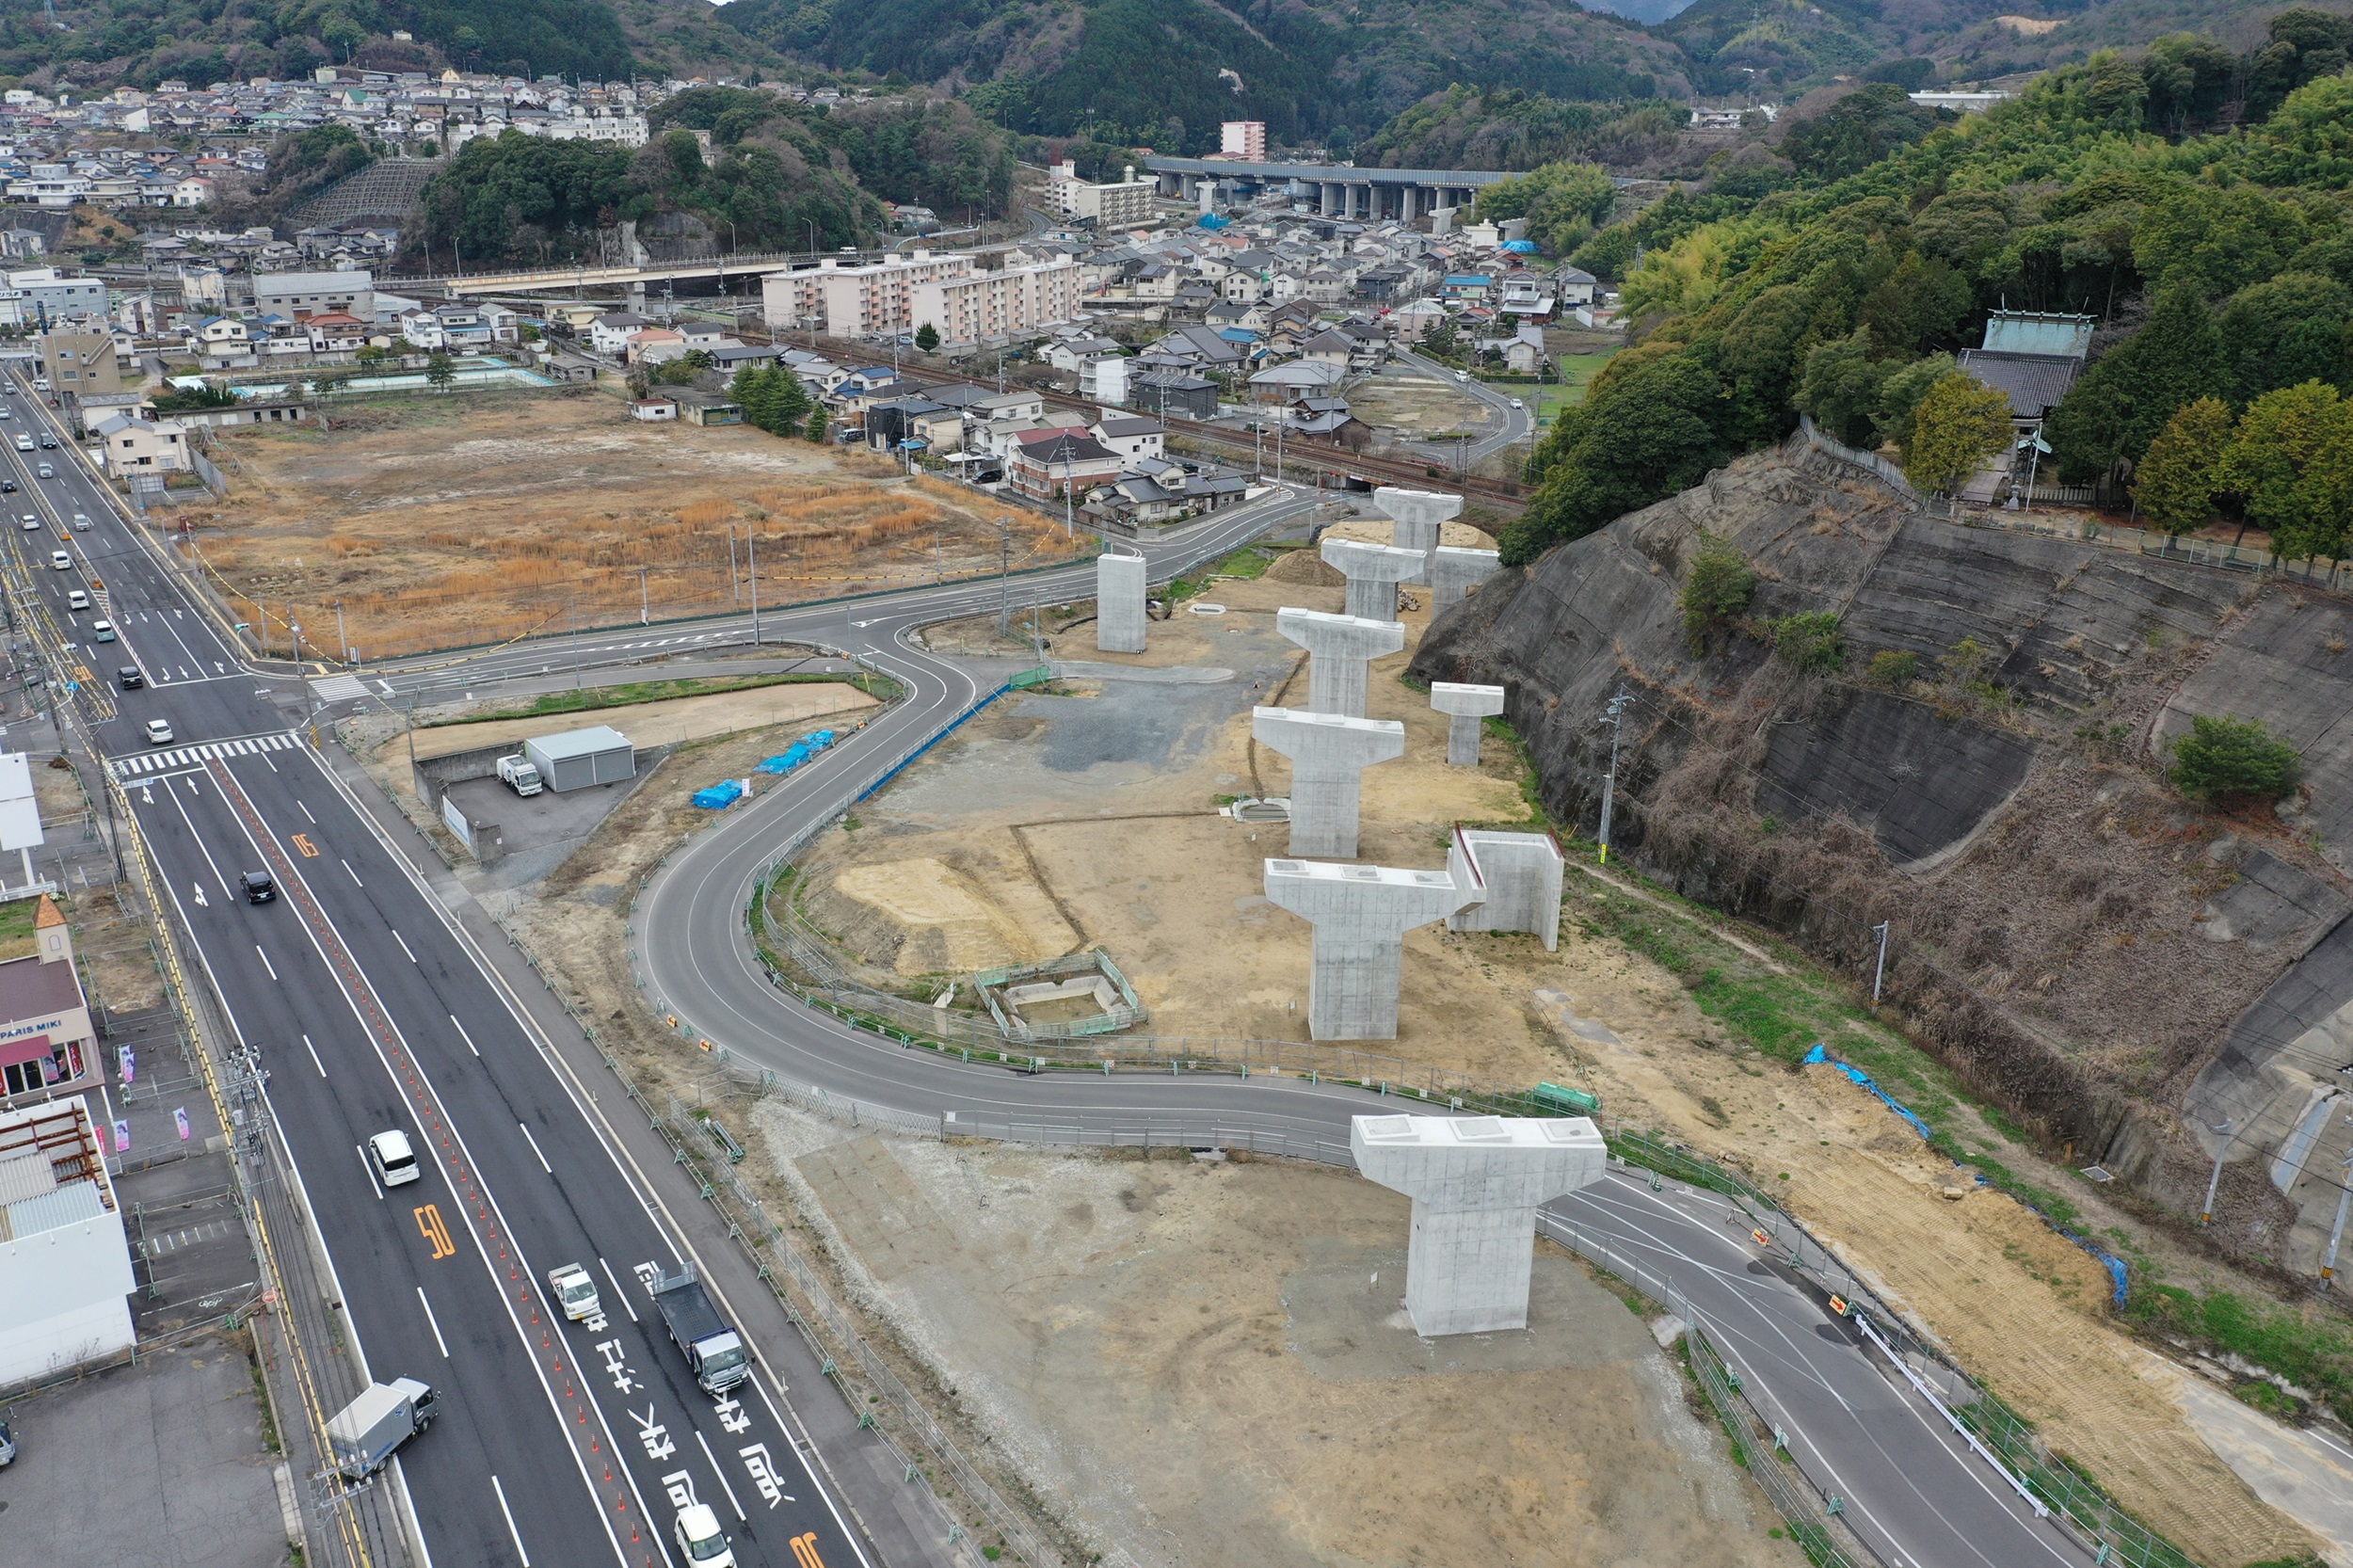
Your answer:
[0,378,922,1568]
[16,368,2092,1568]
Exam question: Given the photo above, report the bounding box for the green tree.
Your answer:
[1795,327,1889,449]
[2044,279,2224,484]
[913,323,941,353]
[1678,534,1756,652]
[425,353,456,393]
[1902,374,2014,494]
[2131,396,2235,534]
[2215,380,2353,561]
[2131,185,2310,297]
[2170,715,2302,802]
[1771,612,1846,674]
[1505,348,1728,566]
[1473,160,1618,254]
[2216,272,2353,403]
[1782,85,1950,181]
[1868,649,1919,685]
[1858,251,1977,358]
[805,407,829,443]
[1872,353,1959,452]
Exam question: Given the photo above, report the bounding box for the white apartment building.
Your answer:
[1220,120,1267,161]
[908,258,1081,350]
[254,268,373,320]
[1043,160,1158,229]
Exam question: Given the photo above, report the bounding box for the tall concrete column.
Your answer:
[1253,706,1403,859]
[1373,486,1463,582]
[1096,549,1147,654]
[1321,537,1424,620]
[1265,861,1479,1040]
[1431,681,1503,766]
[1430,545,1500,616]
[1351,1114,1607,1334]
[1320,182,1337,217]
[1446,828,1562,949]
[1276,607,1404,718]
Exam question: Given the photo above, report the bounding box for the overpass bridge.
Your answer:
[375,248,810,298]
[1143,154,1518,223]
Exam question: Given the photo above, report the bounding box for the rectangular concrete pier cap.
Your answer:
[1275,606,1405,719]
[1350,1113,1608,1336]
[1264,858,1481,1039]
[1430,545,1501,616]
[1252,706,1405,858]
[1321,536,1427,621]
[1447,828,1564,950]
[1373,486,1464,583]
[1095,550,1148,654]
[1430,680,1504,766]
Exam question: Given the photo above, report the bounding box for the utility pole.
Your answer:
[334,599,348,664]
[2201,1120,2233,1224]
[996,516,1012,634]
[638,567,649,625]
[728,524,739,605]
[1869,920,1890,1005]
[1595,684,1631,865]
[747,526,760,648]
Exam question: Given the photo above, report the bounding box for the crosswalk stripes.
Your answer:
[110,732,299,779]
[310,673,368,701]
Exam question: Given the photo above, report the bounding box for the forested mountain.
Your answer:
[712,0,1691,156]
[1508,10,2353,568]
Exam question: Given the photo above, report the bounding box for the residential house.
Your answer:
[1551,265,1598,307]
[1090,414,1164,461]
[1008,427,1125,501]
[628,397,679,421]
[588,310,653,356]
[304,310,369,354]
[92,412,189,472]
[1130,371,1218,421]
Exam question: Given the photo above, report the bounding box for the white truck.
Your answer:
[548,1262,600,1321]
[326,1379,440,1479]
[495,754,543,796]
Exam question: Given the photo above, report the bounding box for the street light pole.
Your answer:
[996,516,1012,634]
[1869,920,1890,1005]
[2201,1120,2233,1224]
[747,526,760,648]
[638,567,649,625]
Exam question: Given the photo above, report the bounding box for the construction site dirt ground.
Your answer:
[769,567,2337,1568]
[750,1106,1802,1568]
[170,382,1084,658]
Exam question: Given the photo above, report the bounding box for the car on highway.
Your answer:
[71,513,88,530]
[0,405,13,419]
[143,718,173,744]
[66,588,88,610]
[89,618,115,642]
[18,514,37,531]
[241,871,276,904]
[35,462,52,477]
[674,1504,735,1567]
[1,479,13,492]
[48,550,70,569]
[547,1263,600,1321]
[11,436,29,453]
[1509,397,1524,409]
[117,665,142,690]
[367,1129,421,1188]
[39,435,56,449]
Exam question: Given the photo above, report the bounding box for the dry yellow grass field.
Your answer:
[171,388,1084,658]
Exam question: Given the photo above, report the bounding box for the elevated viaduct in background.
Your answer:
[1143,156,1520,222]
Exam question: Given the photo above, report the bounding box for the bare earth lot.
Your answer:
[175,386,1084,658]
[754,1109,1802,1568]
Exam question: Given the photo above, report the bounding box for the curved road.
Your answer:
[624,502,2094,1568]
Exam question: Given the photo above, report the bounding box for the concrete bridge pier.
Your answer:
[1322,537,1426,621]
[1265,862,1479,1040]
[1253,707,1404,860]
[1276,607,1405,719]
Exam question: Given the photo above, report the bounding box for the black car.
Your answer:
[38,435,56,449]
[241,871,276,904]
[117,665,143,690]
[1,479,13,492]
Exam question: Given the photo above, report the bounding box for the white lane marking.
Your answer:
[394,929,416,963]
[450,1015,479,1057]
[417,1287,450,1358]
[359,1144,382,1200]
[598,1256,639,1323]
[304,1034,326,1078]
[343,858,363,887]
[696,1428,747,1521]
[160,774,233,897]
[519,1122,552,1174]
[255,945,278,981]
[298,800,316,824]
[489,1476,532,1567]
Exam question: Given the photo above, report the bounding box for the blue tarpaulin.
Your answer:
[758,730,837,776]
[1801,1043,1933,1139]
[692,779,744,809]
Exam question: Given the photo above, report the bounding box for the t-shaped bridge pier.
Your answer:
[1265,858,1480,1039]
[1276,606,1405,719]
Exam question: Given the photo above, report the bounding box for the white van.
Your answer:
[367,1129,422,1188]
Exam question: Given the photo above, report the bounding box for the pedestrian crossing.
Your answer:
[111,732,299,778]
[310,673,368,701]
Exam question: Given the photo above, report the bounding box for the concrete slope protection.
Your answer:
[626,513,2095,1567]
[1,376,878,1568]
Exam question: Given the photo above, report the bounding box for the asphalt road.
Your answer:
[20,381,2089,1568]
[1392,346,1534,463]
[2,380,884,1568]
[616,501,2099,1568]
